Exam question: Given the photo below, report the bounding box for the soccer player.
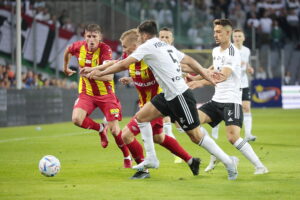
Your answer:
[86,20,239,180]
[116,29,200,179]
[63,24,131,168]
[205,29,257,172]
[188,19,268,175]
[159,27,183,164]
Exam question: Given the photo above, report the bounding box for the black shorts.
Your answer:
[199,100,243,128]
[242,87,251,101]
[151,89,200,131]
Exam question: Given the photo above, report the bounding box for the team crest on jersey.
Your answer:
[110,109,120,114]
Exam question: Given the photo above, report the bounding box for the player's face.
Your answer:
[214,25,230,45]
[121,38,138,55]
[84,31,102,51]
[159,30,174,45]
[232,32,245,46]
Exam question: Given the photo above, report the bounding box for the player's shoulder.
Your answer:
[242,45,251,53]
[228,44,237,56]
[212,46,220,54]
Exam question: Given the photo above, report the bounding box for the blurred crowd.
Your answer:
[120,0,300,49]
[0,64,77,89]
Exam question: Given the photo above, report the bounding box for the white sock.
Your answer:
[199,134,232,167]
[137,122,157,159]
[244,113,252,137]
[234,138,264,168]
[163,122,176,139]
[211,124,220,139]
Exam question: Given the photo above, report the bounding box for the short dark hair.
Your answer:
[85,24,102,33]
[138,20,158,36]
[160,27,173,32]
[233,29,244,33]
[213,19,233,29]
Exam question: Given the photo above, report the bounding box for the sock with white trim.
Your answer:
[199,134,232,167]
[163,122,176,139]
[234,138,264,168]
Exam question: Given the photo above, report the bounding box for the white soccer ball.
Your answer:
[39,155,61,177]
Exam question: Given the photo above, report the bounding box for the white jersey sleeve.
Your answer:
[175,49,185,62]
[130,43,149,61]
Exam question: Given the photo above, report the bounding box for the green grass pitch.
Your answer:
[0,108,299,200]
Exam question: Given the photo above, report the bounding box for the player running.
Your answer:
[63,24,131,168]
[188,19,268,175]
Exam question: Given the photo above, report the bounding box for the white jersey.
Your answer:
[239,45,251,88]
[130,37,188,101]
[212,44,242,104]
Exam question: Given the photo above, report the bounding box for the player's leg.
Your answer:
[168,91,237,180]
[242,99,256,141]
[163,116,182,163]
[151,117,199,175]
[196,103,239,179]
[72,94,106,145]
[98,93,131,168]
[121,123,150,179]
[133,95,165,170]
[225,103,268,174]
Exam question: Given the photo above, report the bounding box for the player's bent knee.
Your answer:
[72,116,83,126]
[153,134,165,144]
[121,127,134,144]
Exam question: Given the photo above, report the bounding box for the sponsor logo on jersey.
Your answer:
[134,80,157,87]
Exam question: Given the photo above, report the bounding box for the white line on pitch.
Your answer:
[0,131,94,143]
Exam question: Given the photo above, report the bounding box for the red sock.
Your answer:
[114,131,130,157]
[160,135,192,162]
[81,117,100,131]
[126,138,145,164]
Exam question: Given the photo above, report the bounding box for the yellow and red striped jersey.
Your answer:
[128,58,162,107]
[68,41,114,96]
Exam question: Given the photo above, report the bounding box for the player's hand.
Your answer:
[247,66,254,75]
[212,71,226,83]
[64,68,76,76]
[187,80,204,89]
[86,70,100,79]
[80,67,94,75]
[119,77,133,85]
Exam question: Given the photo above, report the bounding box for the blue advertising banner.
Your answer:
[251,79,282,107]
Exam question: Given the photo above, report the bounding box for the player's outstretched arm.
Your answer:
[63,48,76,76]
[181,55,216,85]
[86,56,138,78]
[80,60,117,75]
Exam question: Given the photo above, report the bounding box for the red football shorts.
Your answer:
[127,117,163,136]
[74,93,122,121]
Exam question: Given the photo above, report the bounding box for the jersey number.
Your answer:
[167,49,180,72]
[167,50,178,63]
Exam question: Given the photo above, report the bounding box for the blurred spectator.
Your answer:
[259,10,273,45]
[24,71,35,88]
[256,67,267,79]
[286,9,300,41]
[271,19,284,49]
[62,17,75,33]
